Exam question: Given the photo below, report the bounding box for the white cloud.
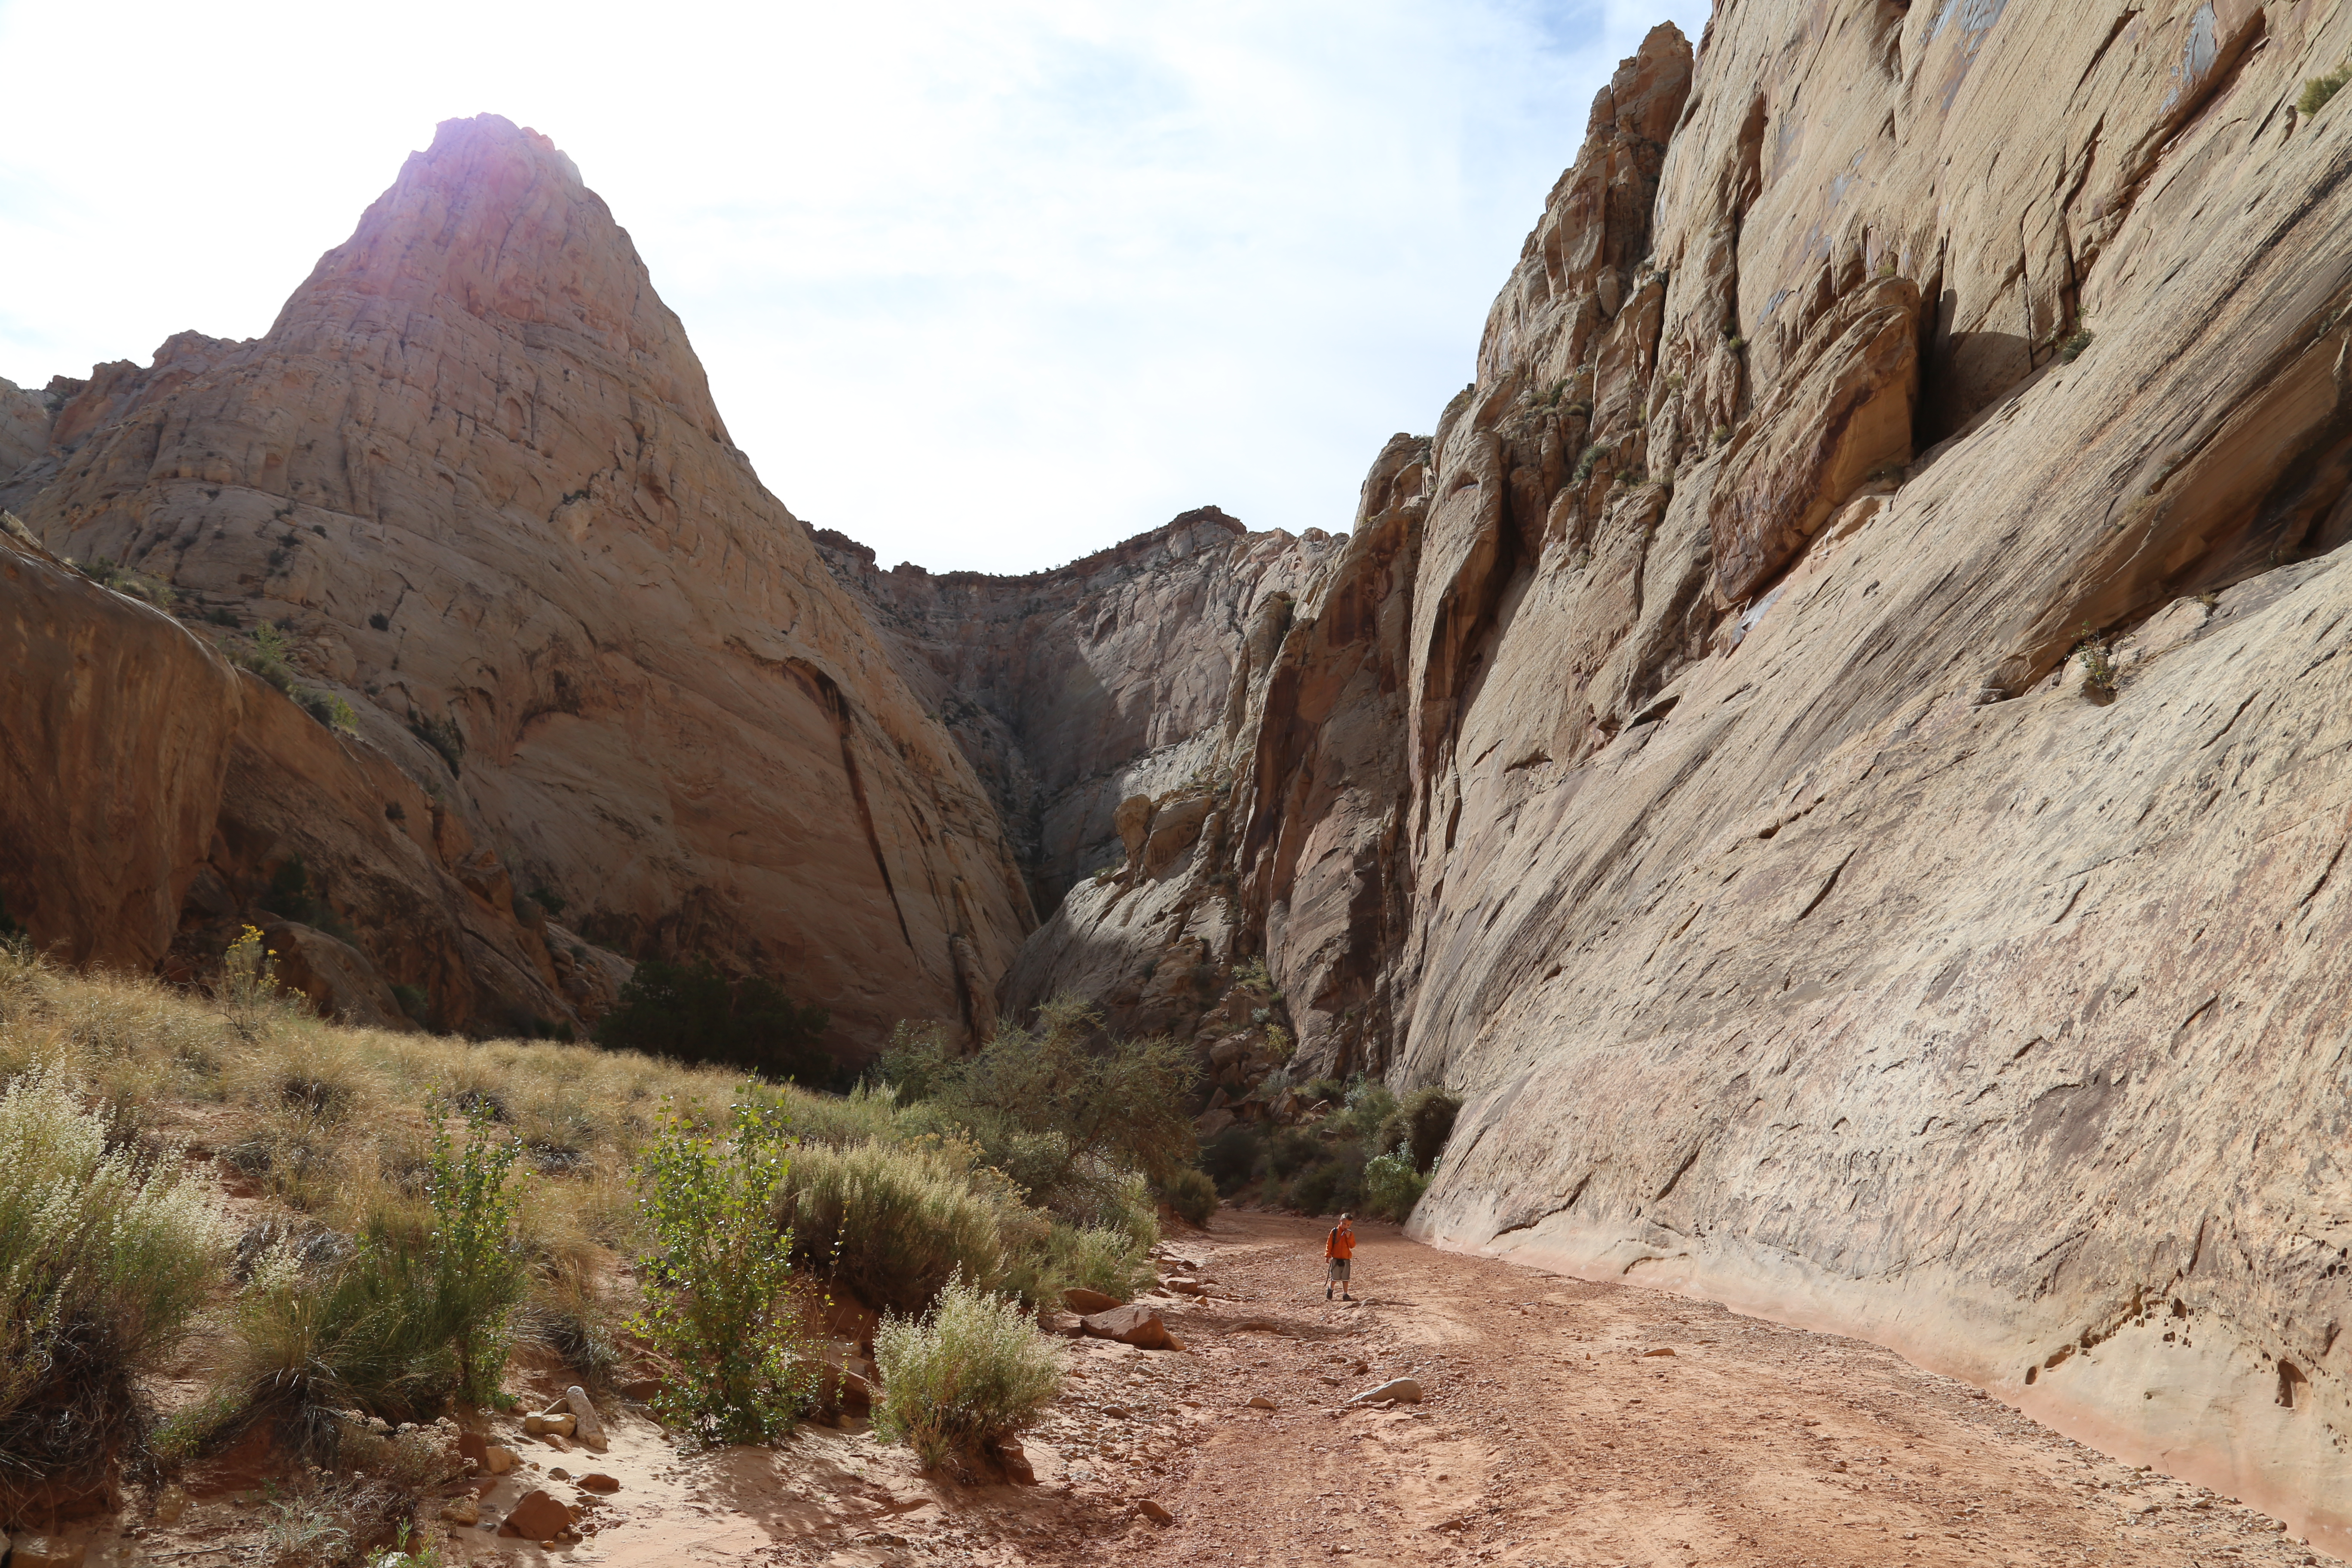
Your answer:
[0,0,1706,572]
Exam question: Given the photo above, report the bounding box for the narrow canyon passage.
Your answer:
[1090,1214,2322,1568]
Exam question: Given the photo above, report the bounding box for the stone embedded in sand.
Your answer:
[563,1385,608,1450]
[523,1412,575,1438]
[1348,1378,1423,1406]
[578,1473,620,1494]
[1137,1498,1174,1525]
[1162,1276,1206,1295]
[987,1434,1038,1485]
[484,1444,519,1475]
[499,1488,577,1541]
[1064,1286,1121,1314]
[1083,1305,1174,1349]
[457,1429,489,1469]
[1246,1395,1278,1410]
[1041,1310,1086,1337]
[1641,1348,1676,1359]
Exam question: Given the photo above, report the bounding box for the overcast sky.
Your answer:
[0,0,1703,573]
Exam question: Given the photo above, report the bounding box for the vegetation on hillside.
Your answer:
[1200,1078,1460,1220]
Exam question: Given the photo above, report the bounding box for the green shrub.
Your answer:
[1363,1145,1429,1222]
[242,621,297,692]
[1376,1087,1462,1174]
[1038,1221,1152,1303]
[1161,1166,1218,1226]
[1288,1149,1365,1216]
[873,1275,1064,1470]
[1200,1124,1264,1193]
[1266,1125,1321,1180]
[631,1097,817,1445]
[407,709,464,774]
[2300,66,2350,116]
[0,1065,230,1483]
[596,956,833,1085]
[422,1103,530,1402]
[775,1135,1015,1314]
[2057,329,2094,364]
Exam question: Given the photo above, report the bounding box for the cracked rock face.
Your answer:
[5,115,1028,1048]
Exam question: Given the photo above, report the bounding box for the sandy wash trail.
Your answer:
[1093,1212,2330,1568]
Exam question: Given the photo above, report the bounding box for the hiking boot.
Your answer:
[1325,1286,1333,1300]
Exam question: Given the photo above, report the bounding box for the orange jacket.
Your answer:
[1326,1222,1356,1260]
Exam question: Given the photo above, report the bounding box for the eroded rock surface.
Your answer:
[6,115,1030,1047]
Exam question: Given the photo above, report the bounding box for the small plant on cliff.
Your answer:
[2058,329,2094,363]
[2074,625,2119,701]
[631,1096,817,1446]
[241,621,298,692]
[2300,65,2351,117]
[300,689,358,734]
[407,709,464,774]
[873,1273,1063,1470]
[1572,444,1605,485]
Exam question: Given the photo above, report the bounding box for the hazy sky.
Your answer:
[0,0,1703,573]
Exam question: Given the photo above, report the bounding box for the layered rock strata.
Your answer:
[996,4,2352,1546]
[3,116,1030,1046]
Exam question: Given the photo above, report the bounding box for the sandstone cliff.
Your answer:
[990,3,2352,1546]
[2,116,1031,1047]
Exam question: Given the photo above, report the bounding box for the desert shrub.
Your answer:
[1265,1124,1321,1180]
[221,921,297,1039]
[1161,1166,1219,1226]
[873,1275,1064,1469]
[633,1097,817,1444]
[1363,1145,1429,1222]
[407,710,464,774]
[0,1065,230,1485]
[2074,625,2119,698]
[1200,1123,1265,1194]
[775,1135,1014,1314]
[242,621,297,692]
[779,1079,904,1147]
[1375,1086,1463,1174]
[301,690,358,733]
[900,997,1199,1213]
[2300,65,2351,116]
[228,1103,528,1429]
[1287,1148,1366,1216]
[421,1103,530,1401]
[2057,329,2094,364]
[1039,1221,1152,1302]
[596,956,834,1084]
[1331,1077,1400,1146]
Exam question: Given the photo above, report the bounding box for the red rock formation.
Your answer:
[5,116,1029,1047]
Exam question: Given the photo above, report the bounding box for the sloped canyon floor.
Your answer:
[97,1215,2329,1568]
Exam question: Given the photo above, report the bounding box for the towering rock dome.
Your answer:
[5,116,1031,1044]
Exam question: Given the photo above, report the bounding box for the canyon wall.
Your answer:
[1,116,1031,1048]
[996,1,2352,1546]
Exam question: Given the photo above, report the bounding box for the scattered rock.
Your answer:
[441,1497,481,1526]
[484,1444,519,1475]
[154,1485,189,1525]
[1347,1378,1423,1405]
[1642,1347,1676,1358]
[499,1488,578,1541]
[578,1473,621,1494]
[457,1428,489,1470]
[563,1384,607,1450]
[1247,1395,1278,1410]
[1041,1310,1087,1337]
[1065,1286,1121,1314]
[548,1467,571,1481]
[523,1411,576,1437]
[988,1434,1038,1485]
[1163,1276,1206,1294]
[1081,1304,1174,1349]
[1137,1498,1175,1525]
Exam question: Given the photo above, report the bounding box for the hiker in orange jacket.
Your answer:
[1325,1213,1357,1301]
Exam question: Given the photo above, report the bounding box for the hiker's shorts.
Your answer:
[1327,1257,1352,1283]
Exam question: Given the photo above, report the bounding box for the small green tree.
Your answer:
[423,1102,529,1404]
[631,1097,816,1445]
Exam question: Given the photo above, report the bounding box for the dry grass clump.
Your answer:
[0,1062,232,1492]
[873,1275,1065,1470]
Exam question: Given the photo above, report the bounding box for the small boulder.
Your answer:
[441,1497,481,1526]
[578,1473,621,1494]
[1040,1310,1086,1337]
[1137,1498,1175,1525]
[457,1428,489,1470]
[1641,1347,1676,1358]
[564,1385,608,1450]
[1346,1378,1423,1405]
[499,1488,577,1541]
[11,1538,86,1568]
[1246,1394,1277,1410]
[523,1412,576,1438]
[1064,1286,1121,1314]
[484,1443,520,1475]
[1082,1304,1173,1350]
[987,1434,1037,1485]
[548,1467,572,1481]
[1163,1277,1206,1295]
